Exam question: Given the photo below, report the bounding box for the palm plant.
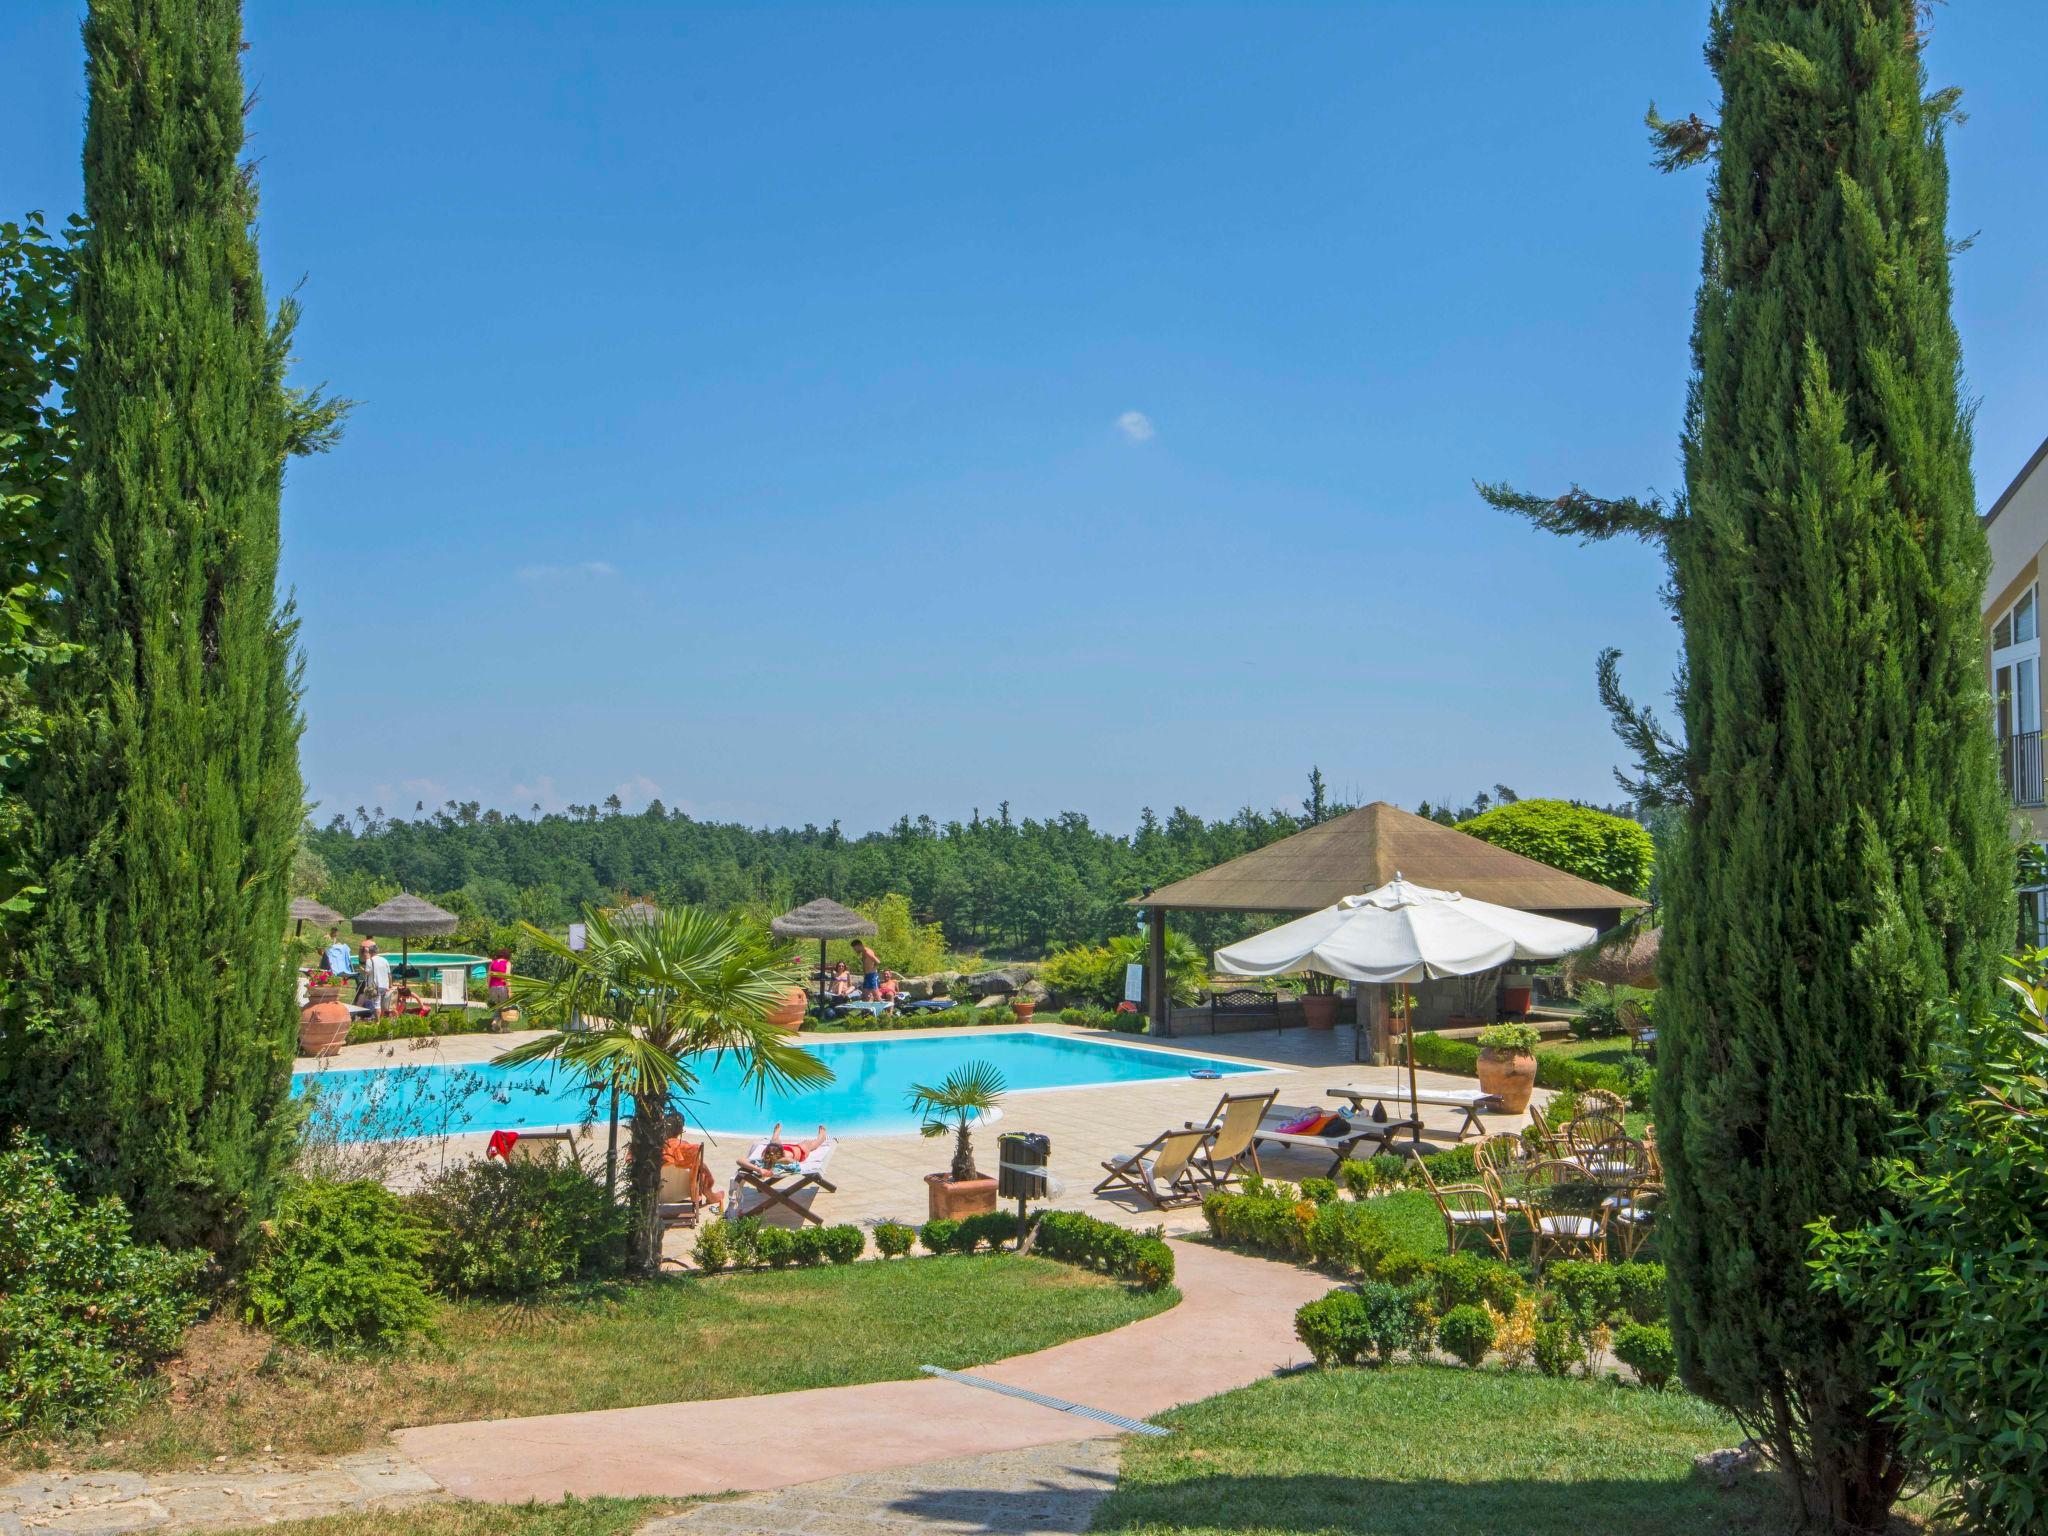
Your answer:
[499,905,830,1273]
[908,1060,1007,1183]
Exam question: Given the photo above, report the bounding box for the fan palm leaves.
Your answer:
[500,905,831,1272]
[908,1060,1007,1183]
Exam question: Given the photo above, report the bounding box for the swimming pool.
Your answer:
[374,950,487,980]
[292,1030,1268,1142]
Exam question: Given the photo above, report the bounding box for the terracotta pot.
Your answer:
[1476,1046,1538,1113]
[298,999,352,1057]
[765,984,808,1031]
[308,983,342,1005]
[1301,993,1339,1030]
[1010,998,1036,1023]
[1501,984,1533,1015]
[926,1172,998,1221]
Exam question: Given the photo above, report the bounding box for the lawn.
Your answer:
[231,1500,675,1536]
[31,1255,1173,1472]
[1092,1365,1782,1536]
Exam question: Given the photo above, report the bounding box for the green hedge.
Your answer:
[346,1011,497,1044]
[692,1218,867,1272]
[1033,1210,1175,1292]
[1057,1005,1148,1033]
[1406,1030,1648,1104]
[807,1005,1013,1034]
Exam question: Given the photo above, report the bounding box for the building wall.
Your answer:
[1982,436,2048,940]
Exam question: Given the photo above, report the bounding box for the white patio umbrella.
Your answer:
[1214,875,1597,1141]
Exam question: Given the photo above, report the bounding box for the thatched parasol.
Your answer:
[771,897,878,1011]
[612,900,663,926]
[351,892,459,973]
[1571,924,1662,990]
[288,897,343,936]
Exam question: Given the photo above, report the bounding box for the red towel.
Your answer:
[1277,1110,1333,1135]
[486,1129,520,1161]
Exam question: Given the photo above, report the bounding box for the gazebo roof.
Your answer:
[351,892,460,936]
[288,897,343,925]
[1131,802,1649,918]
[1571,923,1662,988]
[770,897,878,940]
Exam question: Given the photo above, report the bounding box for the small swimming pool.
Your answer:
[293,1029,1267,1143]
[375,951,487,980]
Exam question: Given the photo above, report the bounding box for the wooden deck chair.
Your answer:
[1520,1159,1609,1271]
[656,1140,722,1233]
[1416,1148,1513,1260]
[731,1138,838,1226]
[1095,1126,1211,1208]
[1183,1089,1278,1189]
[507,1129,577,1165]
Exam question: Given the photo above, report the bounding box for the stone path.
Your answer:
[639,1442,1120,1536]
[0,1451,442,1535]
[397,1239,1329,1505]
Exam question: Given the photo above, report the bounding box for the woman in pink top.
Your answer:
[486,949,512,1010]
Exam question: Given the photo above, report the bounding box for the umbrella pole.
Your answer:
[1405,981,1419,1126]
[819,939,828,1014]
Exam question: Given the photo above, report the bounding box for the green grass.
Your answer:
[252,1499,674,1536]
[1536,1035,1637,1070]
[1093,1365,1782,1536]
[32,1255,1173,1472]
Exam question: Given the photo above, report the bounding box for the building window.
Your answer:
[2022,884,2048,952]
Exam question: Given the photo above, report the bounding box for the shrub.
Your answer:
[1455,799,1653,897]
[1610,1262,1667,1325]
[1476,1022,1541,1053]
[1531,1318,1579,1378]
[1201,1189,1313,1260]
[0,1138,208,1434]
[1298,1177,1339,1206]
[1424,1253,1524,1315]
[692,1221,731,1272]
[724,1218,764,1270]
[412,1156,627,1297]
[1548,1261,1666,1332]
[1042,932,1204,1007]
[1409,1033,1481,1076]
[244,1181,435,1350]
[789,1227,829,1266]
[1057,1005,1147,1033]
[1437,1304,1495,1367]
[919,1217,960,1256]
[821,1225,865,1265]
[955,1210,1020,1253]
[873,1221,916,1259]
[1294,1282,1429,1367]
[1032,1210,1176,1291]
[754,1226,797,1268]
[1614,1321,1676,1389]
[1488,1295,1539,1370]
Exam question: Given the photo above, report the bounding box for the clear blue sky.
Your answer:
[7,3,2044,833]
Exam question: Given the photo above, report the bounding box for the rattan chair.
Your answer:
[1416,1149,1513,1260]
[1582,1134,1654,1187]
[1604,1179,1663,1259]
[1519,1159,1609,1270]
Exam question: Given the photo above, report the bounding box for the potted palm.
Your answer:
[1475,1021,1541,1113]
[911,1060,1006,1220]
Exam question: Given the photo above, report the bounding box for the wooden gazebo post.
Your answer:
[1145,896,1170,1036]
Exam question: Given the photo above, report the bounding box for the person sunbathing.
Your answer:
[752,1123,829,1170]
[826,962,855,998]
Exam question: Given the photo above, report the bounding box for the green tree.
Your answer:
[907,1060,1006,1183]
[1482,5,2011,1527]
[500,906,830,1274]
[0,2,347,1256]
[1457,799,1654,897]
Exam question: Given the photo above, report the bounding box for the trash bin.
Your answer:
[998,1132,1050,1201]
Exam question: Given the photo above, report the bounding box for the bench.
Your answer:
[1209,987,1281,1032]
[1326,1083,1505,1141]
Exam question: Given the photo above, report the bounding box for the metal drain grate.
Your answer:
[919,1366,1171,1436]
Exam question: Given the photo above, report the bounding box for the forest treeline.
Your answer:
[301,777,1538,957]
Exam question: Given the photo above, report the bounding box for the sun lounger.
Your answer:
[1250,1117,1400,1177]
[1181,1088,1278,1189]
[504,1129,578,1165]
[730,1138,838,1225]
[1095,1125,1211,1208]
[1326,1082,1504,1140]
[896,996,957,1015]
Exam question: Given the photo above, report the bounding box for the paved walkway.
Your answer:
[0,1451,441,1535]
[639,1441,1121,1536]
[396,1238,1330,1505]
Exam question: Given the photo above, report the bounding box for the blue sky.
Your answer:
[7,3,2045,834]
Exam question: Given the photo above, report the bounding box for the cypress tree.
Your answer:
[1486,3,2011,1528]
[1,1,340,1256]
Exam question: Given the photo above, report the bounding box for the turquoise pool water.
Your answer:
[292,1030,1265,1142]
[377,950,487,980]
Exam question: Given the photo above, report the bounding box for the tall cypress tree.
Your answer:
[1486,3,2010,1529]
[0,1,341,1256]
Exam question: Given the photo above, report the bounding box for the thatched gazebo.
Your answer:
[351,892,459,974]
[1570,924,1662,990]
[288,897,343,937]
[611,900,663,926]
[771,897,877,1012]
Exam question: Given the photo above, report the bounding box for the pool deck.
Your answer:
[295,1022,1544,1255]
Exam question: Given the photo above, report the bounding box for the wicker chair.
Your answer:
[1416,1152,1513,1261]
[1564,1109,1627,1157]
[1525,1103,1575,1161]
[1604,1180,1663,1259]
[1619,1000,1657,1056]
[1519,1159,1609,1269]
[1575,1088,1627,1119]
[1582,1134,1654,1187]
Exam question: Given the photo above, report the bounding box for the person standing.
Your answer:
[853,939,881,1000]
[359,940,392,1019]
[486,948,513,1027]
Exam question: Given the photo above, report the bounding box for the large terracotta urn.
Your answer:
[765,985,808,1031]
[926,1171,998,1221]
[1010,998,1036,1024]
[298,998,352,1057]
[1476,1047,1538,1113]
[1300,993,1339,1031]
